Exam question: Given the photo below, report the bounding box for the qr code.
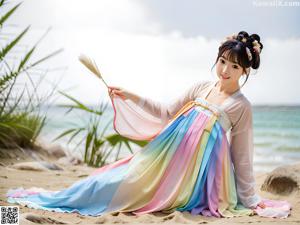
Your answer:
[0,206,19,225]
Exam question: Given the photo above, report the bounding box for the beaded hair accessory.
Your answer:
[252,40,262,54]
[245,47,252,61]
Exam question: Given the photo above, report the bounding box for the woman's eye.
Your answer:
[233,65,239,69]
[220,59,225,64]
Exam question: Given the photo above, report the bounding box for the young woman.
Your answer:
[7,31,291,218]
[108,30,266,212]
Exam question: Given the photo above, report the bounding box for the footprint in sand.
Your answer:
[96,212,136,224]
[162,214,175,221]
[134,214,157,224]
[21,213,67,224]
[161,211,195,224]
[95,217,107,224]
[110,212,120,216]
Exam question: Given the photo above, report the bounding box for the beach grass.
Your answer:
[0,0,61,149]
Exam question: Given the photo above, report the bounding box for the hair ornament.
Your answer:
[252,40,262,54]
[220,33,237,45]
[245,47,252,61]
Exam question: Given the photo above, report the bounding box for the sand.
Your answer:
[0,147,299,225]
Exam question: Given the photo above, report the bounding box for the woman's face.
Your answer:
[216,51,245,84]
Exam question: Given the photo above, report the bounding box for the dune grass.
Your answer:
[0,0,61,149]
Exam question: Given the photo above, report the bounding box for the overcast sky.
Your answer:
[2,0,300,105]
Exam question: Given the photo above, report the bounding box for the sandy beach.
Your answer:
[0,146,299,225]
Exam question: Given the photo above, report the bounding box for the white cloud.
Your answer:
[244,37,300,105]
[5,0,300,105]
[9,0,162,34]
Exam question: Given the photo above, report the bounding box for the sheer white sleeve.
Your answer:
[137,81,208,125]
[229,102,261,209]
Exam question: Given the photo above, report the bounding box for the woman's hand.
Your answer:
[257,201,266,209]
[108,86,135,101]
[251,201,267,209]
[108,86,141,104]
[250,201,266,210]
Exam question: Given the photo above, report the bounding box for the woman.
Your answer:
[7,31,291,218]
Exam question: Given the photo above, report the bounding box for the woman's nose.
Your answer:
[222,65,229,74]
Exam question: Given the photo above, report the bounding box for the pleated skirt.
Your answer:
[7,103,254,217]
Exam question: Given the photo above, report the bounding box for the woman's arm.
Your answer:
[229,102,262,209]
[137,83,201,123]
[109,81,207,124]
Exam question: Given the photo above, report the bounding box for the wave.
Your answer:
[275,145,300,152]
[254,132,300,139]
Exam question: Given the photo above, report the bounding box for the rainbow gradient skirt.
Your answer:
[6,97,291,218]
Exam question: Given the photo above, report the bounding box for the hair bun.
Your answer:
[250,34,260,42]
[250,33,263,52]
[237,31,249,41]
[236,31,264,54]
[236,31,250,42]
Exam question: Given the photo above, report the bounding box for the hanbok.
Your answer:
[6,80,291,218]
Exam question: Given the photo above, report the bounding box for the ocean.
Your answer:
[40,104,300,173]
[252,105,300,172]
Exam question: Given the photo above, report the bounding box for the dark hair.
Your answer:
[211,31,264,87]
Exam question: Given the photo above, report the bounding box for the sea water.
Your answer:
[253,105,300,172]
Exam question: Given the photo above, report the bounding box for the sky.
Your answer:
[2,0,300,105]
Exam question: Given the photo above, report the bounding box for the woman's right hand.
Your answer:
[108,86,130,100]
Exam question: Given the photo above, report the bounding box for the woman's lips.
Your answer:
[221,74,230,79]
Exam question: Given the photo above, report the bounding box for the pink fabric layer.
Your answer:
[91,155,133,176]
[254,198,292,218]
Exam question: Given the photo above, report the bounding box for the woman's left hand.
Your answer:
[257,201,266,209]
